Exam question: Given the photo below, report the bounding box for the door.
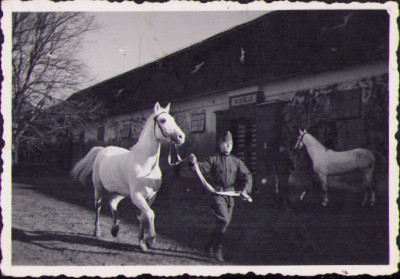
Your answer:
[229,118,257,175]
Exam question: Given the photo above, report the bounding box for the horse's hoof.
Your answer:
[93,230,101,237]
[362,199,369,207]
[370,201,376,207]
[362,198,367,206]
[139,239,148,252]
[111,225,119,237]
[145,236,156,249]
[322,202,328,207]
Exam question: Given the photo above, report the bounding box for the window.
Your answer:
[121,123,131,139]
[330,89,361,119]
[97,126,104,141]
[190,113,206,133]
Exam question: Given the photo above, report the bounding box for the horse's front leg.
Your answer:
[318,173,329,207]
[138,213,157,251]
[138,213,147,251]
[131,192,157,251]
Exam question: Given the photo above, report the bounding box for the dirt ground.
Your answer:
[10,172,389,268]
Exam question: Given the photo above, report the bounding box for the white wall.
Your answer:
[77,61,388,158]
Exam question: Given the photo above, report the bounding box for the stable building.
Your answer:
[68,10,389,185]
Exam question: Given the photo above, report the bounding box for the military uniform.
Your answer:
[272,147,293,210]
[192,150,252,261]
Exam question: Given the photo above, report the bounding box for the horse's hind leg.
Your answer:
[93,187,102,237]
[362,167,375,207]
[109,194,125,237]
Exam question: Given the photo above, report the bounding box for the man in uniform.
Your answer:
[188,131,252,262]
[273,144,294,211]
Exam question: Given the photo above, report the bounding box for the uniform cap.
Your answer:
[219,131,233,143]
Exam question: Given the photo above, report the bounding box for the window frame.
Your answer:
[190,112,206,133]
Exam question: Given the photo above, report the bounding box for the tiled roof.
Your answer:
[67,10,389,115]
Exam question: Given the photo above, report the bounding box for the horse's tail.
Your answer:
[370,149,387,172]
[71,147,104,185]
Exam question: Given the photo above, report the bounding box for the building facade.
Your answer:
[68,10,389,190]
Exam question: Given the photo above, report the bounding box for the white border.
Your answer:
[1,1,399,277]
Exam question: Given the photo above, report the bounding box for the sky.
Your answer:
[79,11,268,87]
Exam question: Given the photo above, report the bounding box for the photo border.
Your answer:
[1,1,398,277]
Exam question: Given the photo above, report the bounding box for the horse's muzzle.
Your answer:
[173,133,185,146]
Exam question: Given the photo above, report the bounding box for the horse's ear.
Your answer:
[304,129,307,133]
[299,129,302,134]
[154,102,161,113]
[165,103,170,113]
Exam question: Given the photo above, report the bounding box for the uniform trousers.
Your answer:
[207,194,234,248]
[276,174,290,208]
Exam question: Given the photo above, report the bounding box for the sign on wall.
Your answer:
[230,92,260,107]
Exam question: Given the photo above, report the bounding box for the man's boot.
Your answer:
[205,230,216,257]
[213,231,225,262]
[214,245,224,262]
[206,243,214,258]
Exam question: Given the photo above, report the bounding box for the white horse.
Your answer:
[71,102,185,251]
[294,129,375,207]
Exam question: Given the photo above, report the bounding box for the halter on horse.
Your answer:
[71,102,185,251]
[294,129,376,207]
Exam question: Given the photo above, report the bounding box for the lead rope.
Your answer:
[167,144,252,202]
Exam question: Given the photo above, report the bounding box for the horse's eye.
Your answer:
[159,118,166,124]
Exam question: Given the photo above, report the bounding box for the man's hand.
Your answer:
[188,154,197,167]
[240,190,252,202]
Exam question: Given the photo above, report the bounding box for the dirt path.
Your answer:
[11,182,214,266]
[9,175,389,269]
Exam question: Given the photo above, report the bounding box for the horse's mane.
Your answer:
[305,133,330,152]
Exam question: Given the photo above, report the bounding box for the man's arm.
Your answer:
[188,154,214,173]
[237,160,253,194]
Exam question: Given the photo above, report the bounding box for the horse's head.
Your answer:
[153,102,185,146]
[294,129,307,150]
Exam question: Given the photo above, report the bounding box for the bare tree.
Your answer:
[12,12,101,164]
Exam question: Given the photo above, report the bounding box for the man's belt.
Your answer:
[168,144,252,202]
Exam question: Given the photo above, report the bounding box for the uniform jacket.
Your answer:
[196,152,253,193]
